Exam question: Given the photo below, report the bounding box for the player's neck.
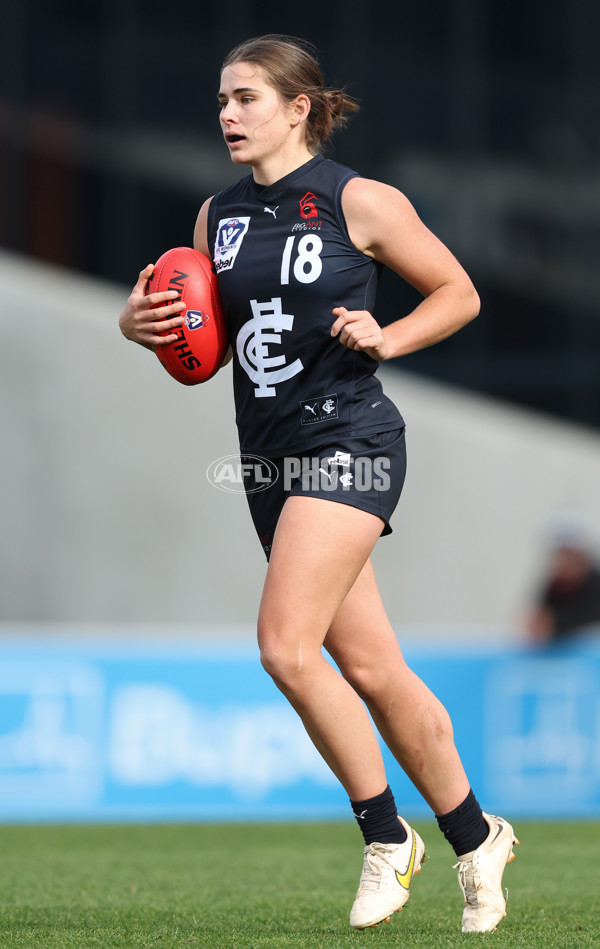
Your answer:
[251,144,315,187]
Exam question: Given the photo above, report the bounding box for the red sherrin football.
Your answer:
[147,247,228,385]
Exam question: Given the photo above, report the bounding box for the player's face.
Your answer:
[218,62,297,167]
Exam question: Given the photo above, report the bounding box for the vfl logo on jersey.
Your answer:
[300,192,318,219]
[237,297,304,398]
[214,216,250,272]
[184,310,206,330]
[300,393,339,425]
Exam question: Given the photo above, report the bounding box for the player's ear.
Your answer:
[290,94,311,128]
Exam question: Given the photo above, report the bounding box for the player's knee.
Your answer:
[259,643,308,689]
[258,624,296,686]
[258,637,283,682]
[258,618,317,688]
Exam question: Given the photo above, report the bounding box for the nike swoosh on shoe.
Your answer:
[395,830,417,890]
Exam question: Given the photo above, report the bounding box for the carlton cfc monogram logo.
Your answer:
[236,297,304,398]
[299,192,318,219]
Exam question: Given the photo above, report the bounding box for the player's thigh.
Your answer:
[258,495,385,650]
[324,558,410,690]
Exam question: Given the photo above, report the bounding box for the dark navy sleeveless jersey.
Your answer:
[207,154,403,455]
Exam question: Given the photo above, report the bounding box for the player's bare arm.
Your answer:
[193,197,212,258]
[331,177,480,360]
[194,196,233,368]
[119,264,187,349]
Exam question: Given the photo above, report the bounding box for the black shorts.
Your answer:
[242,427,406,560]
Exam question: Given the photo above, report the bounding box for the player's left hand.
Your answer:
[330,307,389,361]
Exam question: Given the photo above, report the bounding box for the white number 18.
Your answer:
[280,235,323,286]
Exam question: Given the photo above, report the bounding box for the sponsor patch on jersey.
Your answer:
[293,191,322,232]
[299,192,319,218]
[300,393,339,425]
[214,216,251,273]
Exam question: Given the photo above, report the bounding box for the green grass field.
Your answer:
[0,821,598,948]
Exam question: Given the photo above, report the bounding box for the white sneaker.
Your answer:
[350,817,426,930]
[454,812,519,932]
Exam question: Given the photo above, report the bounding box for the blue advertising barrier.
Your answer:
[0,632,598,821]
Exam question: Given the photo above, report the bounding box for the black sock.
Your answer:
[435,788,489,857]
[349,785,407,846]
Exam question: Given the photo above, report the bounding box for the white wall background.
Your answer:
[2,249,600,642]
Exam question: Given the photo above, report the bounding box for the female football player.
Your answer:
[119,34,518,934]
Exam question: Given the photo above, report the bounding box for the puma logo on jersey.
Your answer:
[263,206,279,219]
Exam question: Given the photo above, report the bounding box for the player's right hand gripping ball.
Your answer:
[148,247,228,385]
